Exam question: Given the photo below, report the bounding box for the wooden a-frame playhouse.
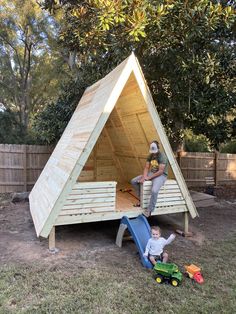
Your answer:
[29,53,198,249]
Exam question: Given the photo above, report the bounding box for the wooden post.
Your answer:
[48,226,56,251]
[214,150,219,186]
[183,212,189,234]
[23,145,27,191]
[93,143,97,181]
[177,151,183,169]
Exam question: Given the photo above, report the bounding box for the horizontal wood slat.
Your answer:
[62,202,115,210]
[142,200,186,207]
[66,192,115,200]
[60,207,115,215]
[59,181,117,216]
[63,196,115,205]
[141,180,186,209]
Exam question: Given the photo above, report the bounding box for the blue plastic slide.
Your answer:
[116,215,153,269]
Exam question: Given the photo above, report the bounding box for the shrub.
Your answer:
[220,141,236,153]
[183,129,211,152]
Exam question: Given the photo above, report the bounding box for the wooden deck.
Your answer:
[116,186,139,211]
[190,190,216,208]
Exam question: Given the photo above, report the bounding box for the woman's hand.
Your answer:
[139,175,148,183]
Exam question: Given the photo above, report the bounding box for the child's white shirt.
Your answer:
[144,234,175,256]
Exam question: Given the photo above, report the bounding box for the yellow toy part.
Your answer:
[185,264,201,278]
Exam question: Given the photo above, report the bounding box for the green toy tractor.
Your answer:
[153,262,183,287]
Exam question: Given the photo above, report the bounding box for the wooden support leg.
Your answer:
[184,212,189,234]
[48,226,57,252]
[116,224,127,248]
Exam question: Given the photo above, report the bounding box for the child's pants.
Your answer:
[131,173,167,212]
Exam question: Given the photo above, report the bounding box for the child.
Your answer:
[143,226,176,266]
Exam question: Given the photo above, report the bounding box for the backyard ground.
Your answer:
[0,187,235,313]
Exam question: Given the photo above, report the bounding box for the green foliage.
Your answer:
[220,141,236,153]
[32,59,111,144]
[0,0,70,137]
[32,79,85,144]
[183,129,211,152]
[39,0,236,150]
[0,109,35,144]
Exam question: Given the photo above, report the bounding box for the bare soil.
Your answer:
[0,187,236,269]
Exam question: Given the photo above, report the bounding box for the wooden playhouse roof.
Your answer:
[29,53,198,238]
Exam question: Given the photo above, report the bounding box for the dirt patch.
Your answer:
[0,188,235,269]
[193,184,236,200]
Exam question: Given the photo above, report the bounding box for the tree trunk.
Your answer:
[169,120,184,153]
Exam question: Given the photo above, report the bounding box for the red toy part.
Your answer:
[193,272,204,284]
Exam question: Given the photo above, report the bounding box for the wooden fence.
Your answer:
[177,151,236,187]
[0,144,53,193]
[0,144,236,192]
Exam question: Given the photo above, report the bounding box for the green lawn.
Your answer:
[0,233,235,314]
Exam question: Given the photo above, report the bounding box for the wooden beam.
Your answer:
[136,113,150,146]
[48,226,56,251]
[93,143,97,181]
[214,150,219,186]
[183,212,189,233]
[23,145,27,191]
[114,107,144,171]
[104,126,126,181]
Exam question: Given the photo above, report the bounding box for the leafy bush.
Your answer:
[0,109,36,144]
[183,129,211,152]
[32,80,84,144]
[220,141,236,154]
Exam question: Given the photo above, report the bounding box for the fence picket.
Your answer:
[0,145,235,192]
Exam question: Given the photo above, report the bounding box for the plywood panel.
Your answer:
[138,112,161,147]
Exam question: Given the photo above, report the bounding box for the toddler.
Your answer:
[143,226,176,266]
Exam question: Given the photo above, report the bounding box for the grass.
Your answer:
[0,234,235,314]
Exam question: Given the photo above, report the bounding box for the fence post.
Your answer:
[214,150,219,186]
[177,150,183,168]
[23,145,27,191]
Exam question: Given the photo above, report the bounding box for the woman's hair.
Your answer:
[151,226,161,233]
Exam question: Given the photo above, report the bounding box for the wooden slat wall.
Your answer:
[79,130,123,183]
[141,180,188,214]
[0,144,53,193]
[58,181,116,218]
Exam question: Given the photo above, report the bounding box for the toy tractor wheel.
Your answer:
[155,274,163,284]
[171,278,180,287]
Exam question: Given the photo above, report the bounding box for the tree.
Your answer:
[0,109,28,144]
[32,61,102,144]
[39,0,236,149]
[0,0,70,134]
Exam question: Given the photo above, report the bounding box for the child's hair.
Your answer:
[151,226,161,233]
